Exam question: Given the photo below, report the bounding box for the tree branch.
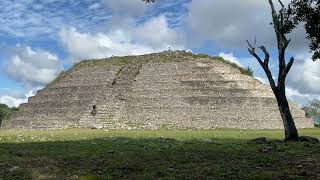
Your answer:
[259,46,270,65]
[283,38,291,50]
[268,0,280,36]
[247,40,277,91]
[278,57,294,88]
[284,57,294,76]
[278,0,285,8]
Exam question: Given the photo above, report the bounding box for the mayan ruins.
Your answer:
[1,51,315,130]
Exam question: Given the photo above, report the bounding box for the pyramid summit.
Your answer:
[1,51,314,129]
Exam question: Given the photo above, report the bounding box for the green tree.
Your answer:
[291,0,320,61]
[302,100,320,126]
[0,104,19,126]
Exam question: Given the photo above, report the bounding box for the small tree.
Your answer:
[247,0,319,141]
[247,0,302,141]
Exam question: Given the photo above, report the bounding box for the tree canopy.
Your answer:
[291,0,320,60]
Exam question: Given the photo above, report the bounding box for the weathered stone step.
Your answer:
[126,97,299,109]
[28,93,99,103]
[141,65,240,75]
[123,106,305,119]
[294,118,315,128]
[53,79,113,87]
[63,71,116,81]
[123,104,304,113]
[141,61,233,70]
[10,108,87,121]
[133,80,267,90]
[120,116,310,130]
[135,73,253,82]
[38,85,114,95]
[19,100,94,111]
[129,89,274,98]
[70,66,119,74]
[61,74,116,83]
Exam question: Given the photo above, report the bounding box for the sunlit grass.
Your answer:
[0,128,319,144]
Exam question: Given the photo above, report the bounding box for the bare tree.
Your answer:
[145,0,319,141]
[247,0,300,141]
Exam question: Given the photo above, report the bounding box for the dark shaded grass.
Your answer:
[0,134,320,179]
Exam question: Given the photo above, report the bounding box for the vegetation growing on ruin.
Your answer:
[0,129,319,179]
[46,51,254,88]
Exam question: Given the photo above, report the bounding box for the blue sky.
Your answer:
[0,0,319,107]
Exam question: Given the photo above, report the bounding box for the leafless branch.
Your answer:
[258,46,270,65]
[246,40,255,51]
[284,57,294,75]
[278,0,285,9]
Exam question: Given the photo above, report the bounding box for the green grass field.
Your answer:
[0,129,319,179]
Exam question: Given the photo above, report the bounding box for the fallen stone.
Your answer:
[9,166,20,173]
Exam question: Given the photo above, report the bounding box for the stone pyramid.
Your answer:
[2,51,314,129]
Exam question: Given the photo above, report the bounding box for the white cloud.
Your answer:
[4,45,63,89]
[286,87,320,107]
[218,52,242,66]
[186,0,307,51]
[287,54,320,95]
[59,16,185,62]
[0,90,34,108]
[0,0,111,38]
[134,16,183,48]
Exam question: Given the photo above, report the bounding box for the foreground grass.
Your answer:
[0,129,319,179]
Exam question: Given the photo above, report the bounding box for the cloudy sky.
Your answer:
[0,0,319,107]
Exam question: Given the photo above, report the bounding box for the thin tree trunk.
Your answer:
[247,0,301,141]
[275,87,299,141]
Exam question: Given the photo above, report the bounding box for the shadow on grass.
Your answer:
[0,136,320,179]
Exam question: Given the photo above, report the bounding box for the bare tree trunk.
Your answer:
[275,87,299,141]
[247,0,300,141]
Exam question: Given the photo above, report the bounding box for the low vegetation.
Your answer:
[0,129,319,179]
[0,104,19,127]
[47,51,254,87]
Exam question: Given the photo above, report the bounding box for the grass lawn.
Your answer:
[0,128,319,179]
